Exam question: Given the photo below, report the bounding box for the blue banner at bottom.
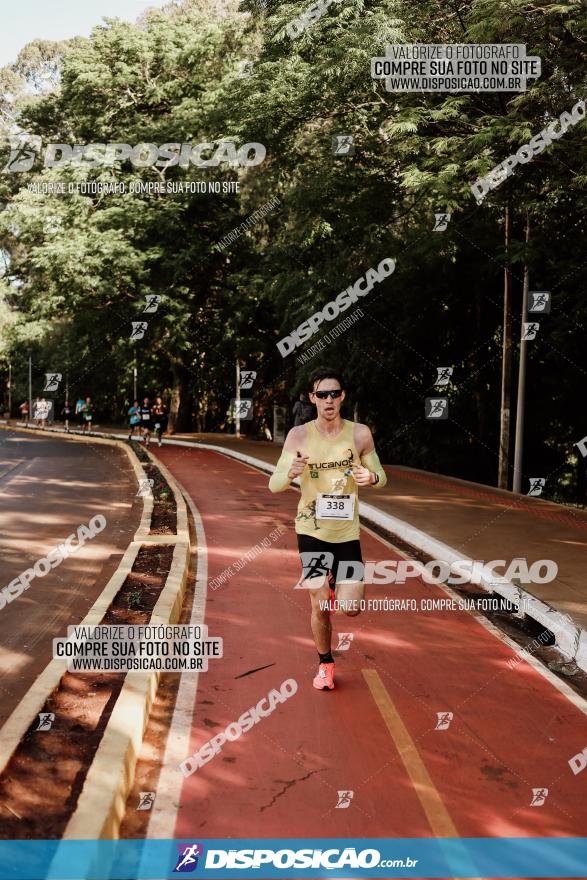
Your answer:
[1,838,587,879]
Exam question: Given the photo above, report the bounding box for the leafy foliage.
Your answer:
[0,0,585,498]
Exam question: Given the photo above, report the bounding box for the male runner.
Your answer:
[139,396,152,448]
[152,396,168,447]
[268,366,387,691]
[128,399,141,441]
[80,396,94,434]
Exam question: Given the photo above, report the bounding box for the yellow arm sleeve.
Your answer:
[360,449,387,488]
[268,451,296,493]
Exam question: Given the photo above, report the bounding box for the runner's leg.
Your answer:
[332,539,364,617]
[334,580,364,617]
[309,581,332,653]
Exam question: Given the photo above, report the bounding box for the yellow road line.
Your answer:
[362,668,459,838]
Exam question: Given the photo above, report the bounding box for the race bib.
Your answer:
[316,493,355,521]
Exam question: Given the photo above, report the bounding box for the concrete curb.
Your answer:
[166,438,587,674]
[61,448,191,840]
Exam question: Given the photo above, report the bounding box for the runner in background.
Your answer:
[75,396,85,429]
[292,392,316,427]
[152,396,168,447]
[128,399,141,441]
[37,396,49,429]
[61,399,72,432]
[269,366,387,691]
[81,396,94,434]
[139,396,152,448]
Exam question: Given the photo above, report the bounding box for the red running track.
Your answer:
[154,445,587,865]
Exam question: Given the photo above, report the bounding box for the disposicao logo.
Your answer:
[3,137,266,172]
[277,258,395,357]
[173,843,205,873]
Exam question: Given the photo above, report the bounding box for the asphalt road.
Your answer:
[0,429,141,727]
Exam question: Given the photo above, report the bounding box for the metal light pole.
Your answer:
[28,354,32,424]
[235,358,241,439]
[497,201,512,489]
[65,340,70,402]
[512,214,531,494]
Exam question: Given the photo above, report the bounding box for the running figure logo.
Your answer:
[530,788,548,807]
[435,711,453,730]
[336,633,354,651]
[425,398,448,419]
[527,477,545,497]
[44,373,62,392]
[330,474,347,493]
[130,321,149,340]
[36,713,55,731]
[299,551,334,583]
[137,478,155,498]
[137,791,156,811]
[335,790,354,809]
[173,844,204,873]
[528,291,551,314]
[522,322,539,340]
[432,213,451,232]
[143,295,161,314]
[332,135,354,156]
[237,60,254,78]
[4,135,42,172]
[435,367,453,387]
[239,370,256,389]
[230,399,253,419]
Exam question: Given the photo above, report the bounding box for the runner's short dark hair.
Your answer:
[308,367,346,392]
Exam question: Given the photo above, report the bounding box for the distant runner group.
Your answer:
[127,396,168,447]
[17,394,168,446]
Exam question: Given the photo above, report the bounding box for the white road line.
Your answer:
[145,478,208,839]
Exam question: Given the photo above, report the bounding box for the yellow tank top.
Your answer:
[295,419,360,543]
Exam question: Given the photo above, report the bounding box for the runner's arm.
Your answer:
[268,427,304,492]
[360,448,387,488]
[268,450,296,492]
[355,424,387,488]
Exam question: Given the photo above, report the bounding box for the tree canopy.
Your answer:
[0,0,585,499]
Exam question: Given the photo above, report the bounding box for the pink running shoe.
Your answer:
[313,662,335,691]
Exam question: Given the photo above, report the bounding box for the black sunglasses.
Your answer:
[314,389,343,400]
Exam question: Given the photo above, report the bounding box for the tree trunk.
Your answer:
[498,201,513,489]
[196,392,209,433]
[471,289,487,481]
[167,360,191,434]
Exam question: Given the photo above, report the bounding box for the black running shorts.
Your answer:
[296,533,364,585]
